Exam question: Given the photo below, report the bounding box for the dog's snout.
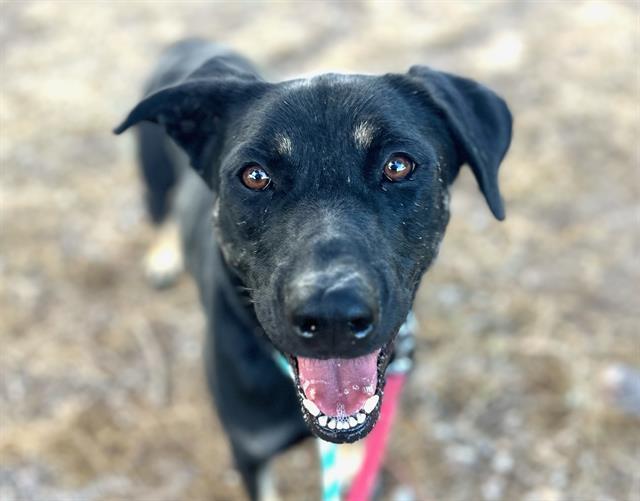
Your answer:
[287,271,378,349]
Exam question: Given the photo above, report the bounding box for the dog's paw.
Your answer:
[143,221,184,289]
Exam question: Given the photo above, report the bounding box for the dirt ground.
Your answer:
[1,1,638,500]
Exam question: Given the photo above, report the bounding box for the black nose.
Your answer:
[287,271,378,348]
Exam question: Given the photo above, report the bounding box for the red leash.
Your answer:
[346,372,407,501]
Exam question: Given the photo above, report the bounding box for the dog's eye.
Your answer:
[383,154,414,182]
[241,164,271,190]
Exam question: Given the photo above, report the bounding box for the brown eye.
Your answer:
[241,164,271,190]
[383,154,414,182]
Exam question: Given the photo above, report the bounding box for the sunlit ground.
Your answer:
[1,1,638,500]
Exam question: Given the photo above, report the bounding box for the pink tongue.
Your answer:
[297,350,379,417]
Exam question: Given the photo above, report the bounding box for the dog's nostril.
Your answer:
[348,316,374,339]
[288,272,378,344]
[294,316,320,339]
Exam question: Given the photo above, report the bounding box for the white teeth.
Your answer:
[316,400,376,433]
[363,395,379,414]
[303,399,320,417]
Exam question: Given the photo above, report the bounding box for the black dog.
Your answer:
[115,39,512,499]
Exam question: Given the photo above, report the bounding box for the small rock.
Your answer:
[492,450,514,474]
[600,364,640,417]
[445,445,477,466]
[391,485,416,501]
[482,476,505,501]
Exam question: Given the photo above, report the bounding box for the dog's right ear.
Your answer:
[114,78,268,189]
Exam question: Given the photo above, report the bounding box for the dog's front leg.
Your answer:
[230,455,268,501]
[255,461,280,501]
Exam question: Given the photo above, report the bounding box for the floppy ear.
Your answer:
[114,78,267,188]
[408,66,512,220]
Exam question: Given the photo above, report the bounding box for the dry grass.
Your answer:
[1,1,638,500]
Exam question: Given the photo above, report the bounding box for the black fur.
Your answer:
[115,39,512,499]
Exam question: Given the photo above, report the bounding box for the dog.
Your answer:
[114,38,512,500]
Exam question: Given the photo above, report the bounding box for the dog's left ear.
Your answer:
[408,66,513,220]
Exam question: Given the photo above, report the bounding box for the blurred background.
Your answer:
[1,1,638,500]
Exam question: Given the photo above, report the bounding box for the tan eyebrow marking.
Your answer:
[353,121,376,150]
[274,132,293,156]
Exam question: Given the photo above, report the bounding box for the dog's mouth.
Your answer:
[284,344,392,443]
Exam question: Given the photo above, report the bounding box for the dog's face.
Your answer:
[116,62,512,443]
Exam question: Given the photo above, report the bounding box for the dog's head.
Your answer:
[115,57,512,443]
